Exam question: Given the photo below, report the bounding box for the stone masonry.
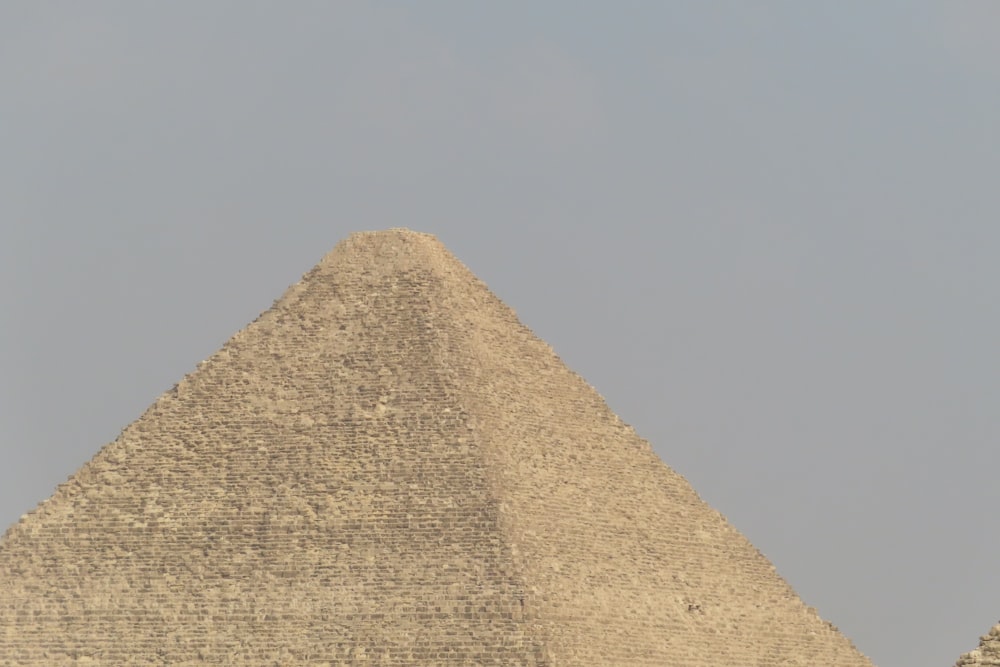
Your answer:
[955,623,1000,667]
[0,229,876,665]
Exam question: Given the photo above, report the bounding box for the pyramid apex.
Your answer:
[0,229,875,666]
[346,226,437,240]
[304,228,466,284]
[317,228,444,261]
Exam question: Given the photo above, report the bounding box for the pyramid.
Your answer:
[0,229,874,665]
[954,623,1000,667]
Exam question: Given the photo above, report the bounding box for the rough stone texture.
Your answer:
[0,229,875,665]
[955,623,1000,667]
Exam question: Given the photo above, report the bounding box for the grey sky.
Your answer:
[2,3,998,666]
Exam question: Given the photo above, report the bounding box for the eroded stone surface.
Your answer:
[955,623,1000,667]
[0,229,875,665]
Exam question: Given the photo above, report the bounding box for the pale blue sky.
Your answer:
[2,4,999,666]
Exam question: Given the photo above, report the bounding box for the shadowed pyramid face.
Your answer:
[0,229,874,665]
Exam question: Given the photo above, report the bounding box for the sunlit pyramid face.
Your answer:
[0,229,875,666]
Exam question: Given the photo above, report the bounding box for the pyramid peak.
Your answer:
[352,226,432,237]
[308,228,457,277]
[343,227,438,244]
[0,230,874,665]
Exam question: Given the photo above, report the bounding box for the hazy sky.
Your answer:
[2,3,998,666]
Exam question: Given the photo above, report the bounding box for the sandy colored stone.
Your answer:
[0,229,875,665]
[955,623,1000,667]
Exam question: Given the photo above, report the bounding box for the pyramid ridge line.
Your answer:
[0,229,877,666]
[1,228,478,539]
